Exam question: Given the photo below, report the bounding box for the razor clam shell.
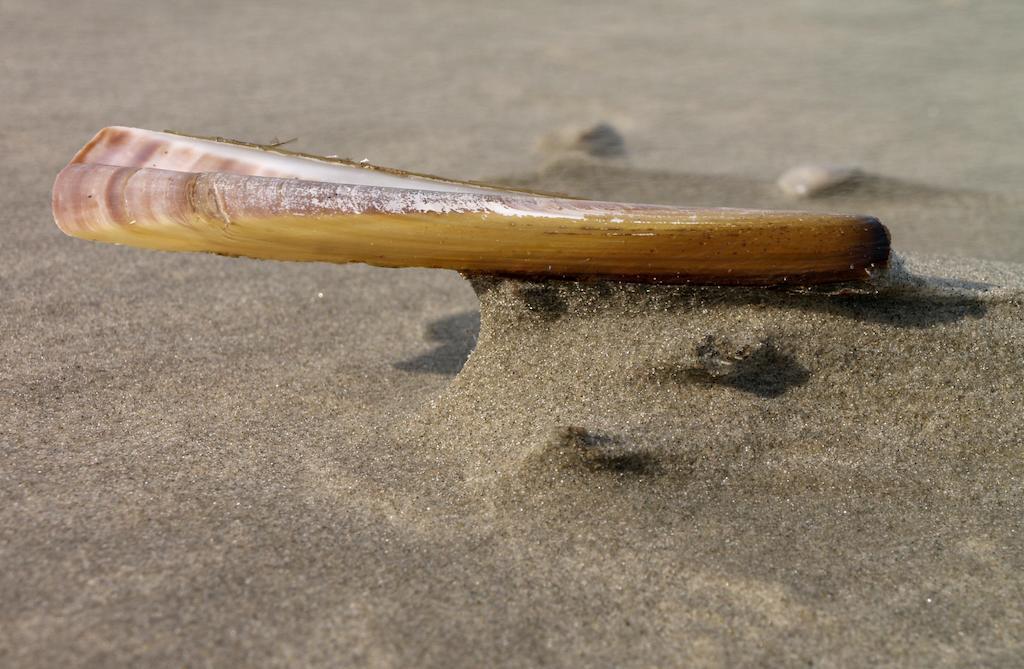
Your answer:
[53,161,890,285]
[70,126,511,194]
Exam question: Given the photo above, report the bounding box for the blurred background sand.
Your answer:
[2,1,1022,666]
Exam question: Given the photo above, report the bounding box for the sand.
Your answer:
[3,1,1024,667]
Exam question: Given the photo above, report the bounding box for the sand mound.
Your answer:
[407,254,1023,494]
[380,254,1024,664]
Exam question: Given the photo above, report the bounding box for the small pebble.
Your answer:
[540,122,626,158]
[575,122,626,157]
[776,164,863,198]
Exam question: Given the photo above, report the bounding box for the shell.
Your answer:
[65,126,512,194]
[53,127,890,285]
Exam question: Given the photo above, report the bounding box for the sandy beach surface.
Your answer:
[3,1,1023,666]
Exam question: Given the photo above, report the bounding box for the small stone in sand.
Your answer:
[777,163,863,198]
[539,122,626,158]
